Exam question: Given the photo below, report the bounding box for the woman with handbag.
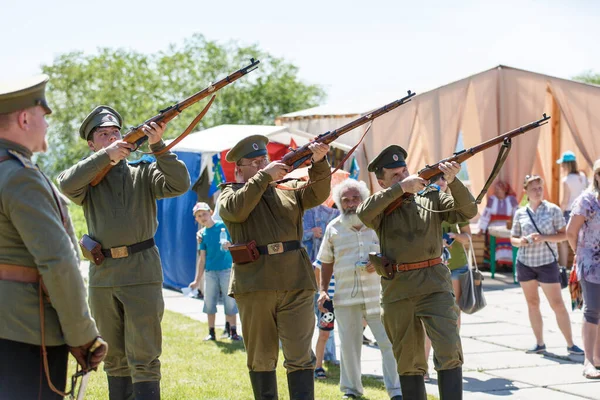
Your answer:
[510,175,584,356]
[566,159,600,379]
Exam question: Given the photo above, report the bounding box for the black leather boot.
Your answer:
[133,380,160,400]
[437,367,462,400]
[249,371,278,400]
[107,375,134,400]
[287,369,314,400]
[399,375,427,400]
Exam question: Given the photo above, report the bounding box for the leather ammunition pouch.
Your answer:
[79,234,105,266]
[229,240,260,264]
[369,252,395,280]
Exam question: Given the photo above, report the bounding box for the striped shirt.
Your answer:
[317,215,381,315]
[511,201,565,267]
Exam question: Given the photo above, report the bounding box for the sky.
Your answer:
[2,0,599,108]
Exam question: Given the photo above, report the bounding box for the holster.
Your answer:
[229,240,260,264]
[369,252,395,280]
[79,234,105,266]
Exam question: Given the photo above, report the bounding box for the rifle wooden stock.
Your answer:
[90,58,260,186]
[383,113,551,215]
[281,90,416,171]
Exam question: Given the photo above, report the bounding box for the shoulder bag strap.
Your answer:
[525,208,557,262]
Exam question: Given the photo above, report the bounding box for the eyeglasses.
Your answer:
[239,157,270,168]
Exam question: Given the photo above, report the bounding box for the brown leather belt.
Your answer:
[392,257,443,272]
[0,263,40,283]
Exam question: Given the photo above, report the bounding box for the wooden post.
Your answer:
[551,95,561,205]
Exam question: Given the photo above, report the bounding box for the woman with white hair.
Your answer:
[567,159,600,379]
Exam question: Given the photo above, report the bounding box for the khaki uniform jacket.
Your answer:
[219,159,331,295]
[57,140,190,287]
[0,139,99,347]
[357,179,477,304]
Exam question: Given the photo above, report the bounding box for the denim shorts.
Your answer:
[450,265,469,281]
[203,269,238,315]
[516,260,560,284]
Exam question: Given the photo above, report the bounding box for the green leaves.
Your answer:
[38,34,325,178]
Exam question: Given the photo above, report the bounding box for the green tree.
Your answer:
[39,34,325,177]
[574,70,600,85]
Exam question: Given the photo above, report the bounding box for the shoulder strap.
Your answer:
[525,207,557,262]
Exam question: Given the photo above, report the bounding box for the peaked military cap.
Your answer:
[0,74,52,115]
[79,105,123,140]
[225,135,269,163]
[368,145,408,172]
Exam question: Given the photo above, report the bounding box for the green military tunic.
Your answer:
[357,178,477,375]
[219,159,331,296]
[57,139,190,381]
[357,179,477,303]
[57,140,190,287]
[0,139,99,347]
[219,158,331,373]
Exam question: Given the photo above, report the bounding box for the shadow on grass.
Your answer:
[214,339,246,354]
[315,363,395,399]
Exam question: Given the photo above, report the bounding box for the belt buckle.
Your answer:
[110,246,129,259]
[267,242,284,255]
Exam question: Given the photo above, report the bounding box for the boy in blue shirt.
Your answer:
[189,202,241,341]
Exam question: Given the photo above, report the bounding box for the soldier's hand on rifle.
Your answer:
[438,161,461,184]
[317,291,331,313]
[105,141,135,163]
[143,121,167,145]
[399,175,427,194]
[308,142,330,163]
[70,336,108,372]
[263,161,290,181]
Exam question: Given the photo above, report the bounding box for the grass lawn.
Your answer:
[72,310,437,399]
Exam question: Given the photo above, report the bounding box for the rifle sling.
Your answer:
[413,138,513,214]
[143,94,216,157]
[275,122,373,191]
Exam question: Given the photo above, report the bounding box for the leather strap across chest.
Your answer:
[392,257,443,272]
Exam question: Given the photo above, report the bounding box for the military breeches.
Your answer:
[89,283,164,383]
[381,291,463,375]
[235,289,316,373]
[0,338,68,400]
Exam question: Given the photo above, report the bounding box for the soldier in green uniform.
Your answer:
[219,135,331,400]
[57,105,190,399]
[0,75,107,399]
[357,145,477,400]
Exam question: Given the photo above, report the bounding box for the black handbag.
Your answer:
[525,209,568,289]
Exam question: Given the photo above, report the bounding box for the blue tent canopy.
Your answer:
[155,150,202,290]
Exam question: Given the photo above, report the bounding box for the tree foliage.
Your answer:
[573,70,600,85]
[39,34,325,177]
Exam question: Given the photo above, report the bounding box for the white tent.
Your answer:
[170,124,351,175]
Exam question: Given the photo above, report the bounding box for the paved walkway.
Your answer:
[160,270,599,399]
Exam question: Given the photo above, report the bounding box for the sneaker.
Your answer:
[568,345,584,355]
[342,394,357,399]
[230,333,243,341]
[526,344,546,354]
[203,333,216,341]
[362,335,372,345]
[195,290,204,300]
[314,367,327,380]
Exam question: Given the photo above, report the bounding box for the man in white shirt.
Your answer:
[318,179,402,400]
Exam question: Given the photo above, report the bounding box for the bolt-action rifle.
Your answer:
[384,113,551,215]
[90,58,260,186]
